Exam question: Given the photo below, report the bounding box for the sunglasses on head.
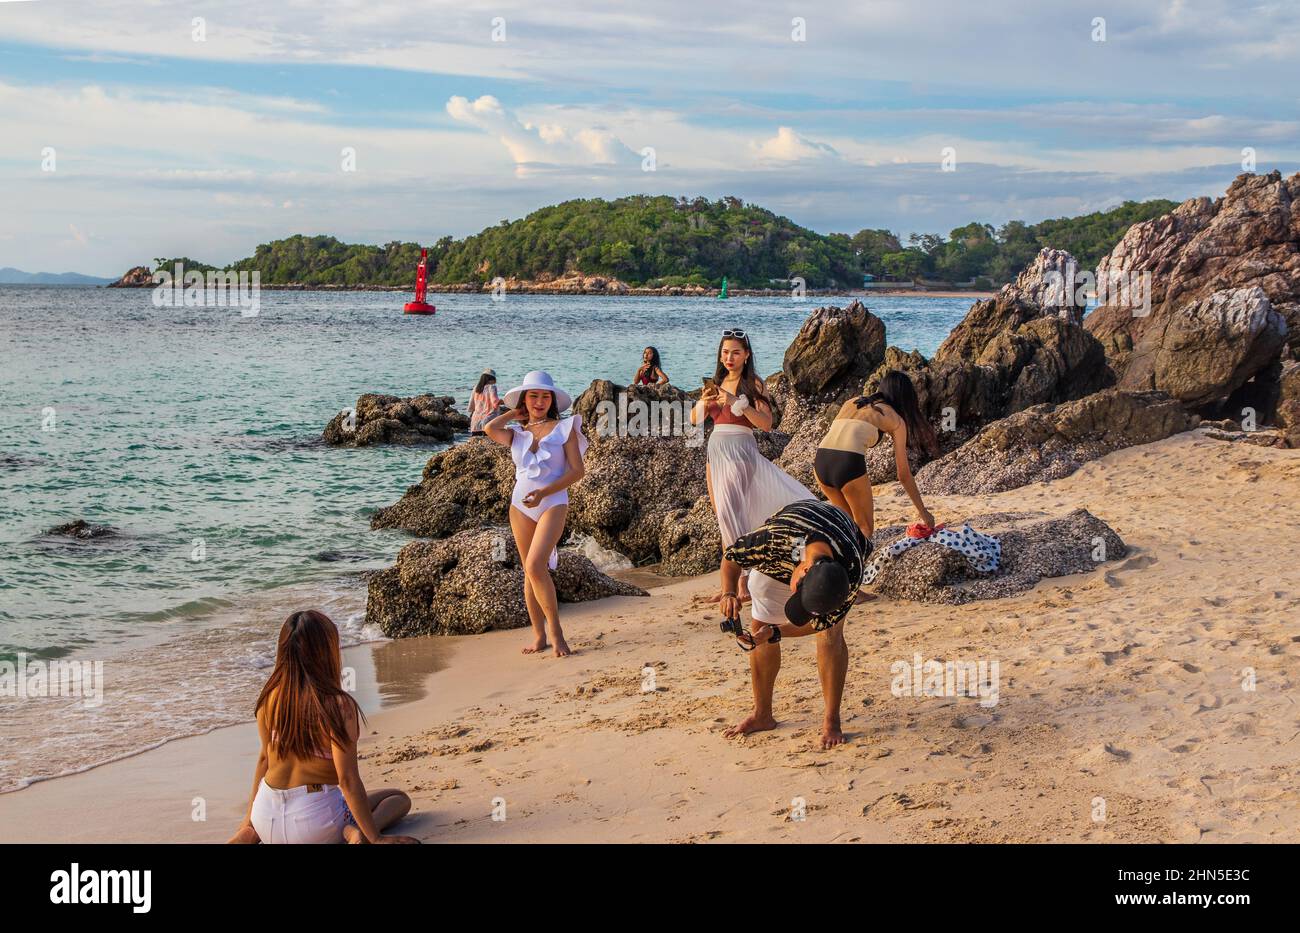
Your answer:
[722,329,747,339]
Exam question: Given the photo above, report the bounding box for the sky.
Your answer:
[1,0,1297,275]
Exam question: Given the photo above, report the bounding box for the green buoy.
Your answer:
[717,276,729,299]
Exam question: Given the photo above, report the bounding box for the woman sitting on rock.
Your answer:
[468,368,502,436]
[691,329,814,605]
[229,609,419,844]
[814,370,938,541]
[634,346,669,386]
[484,371,588,657]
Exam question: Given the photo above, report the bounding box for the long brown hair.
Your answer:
[855,370,939,457]
[255,609,365,760]
[712,334,769,406]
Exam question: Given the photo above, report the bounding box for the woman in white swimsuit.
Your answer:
[484,371,588,657]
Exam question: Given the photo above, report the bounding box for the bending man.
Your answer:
[720,499,869,749]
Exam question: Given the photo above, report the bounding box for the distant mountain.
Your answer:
[0,267,115,285]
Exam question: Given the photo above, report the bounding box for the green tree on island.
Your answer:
[143,194,1181,288]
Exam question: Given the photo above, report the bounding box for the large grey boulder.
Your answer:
[324,393,469,447]
[365,526,646,637]
[916,389,1197,495]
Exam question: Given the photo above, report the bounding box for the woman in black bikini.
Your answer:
[813,370,938,540]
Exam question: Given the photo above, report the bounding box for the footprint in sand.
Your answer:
[1192,693,1223,713]
[1076,742,1132,770]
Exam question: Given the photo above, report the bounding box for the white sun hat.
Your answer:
[502,370,573,412]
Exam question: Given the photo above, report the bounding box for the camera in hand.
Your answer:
[719,615,744,636]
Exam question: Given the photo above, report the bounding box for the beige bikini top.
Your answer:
[819,417,882,455]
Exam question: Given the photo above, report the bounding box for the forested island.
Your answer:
[122,194,1177,290]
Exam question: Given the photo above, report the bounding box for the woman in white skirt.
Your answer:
[691,329,814,603]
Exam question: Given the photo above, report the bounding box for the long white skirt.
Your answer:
[707,424,815,548]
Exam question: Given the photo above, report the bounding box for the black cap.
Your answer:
[784,558,850,626]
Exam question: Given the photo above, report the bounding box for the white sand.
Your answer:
[2,430,1297,843]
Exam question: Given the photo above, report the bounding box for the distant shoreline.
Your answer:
[94,281,993,300]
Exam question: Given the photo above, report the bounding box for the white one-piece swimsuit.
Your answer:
[508,415,589,569]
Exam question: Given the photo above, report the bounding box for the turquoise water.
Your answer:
[0,285,972,789]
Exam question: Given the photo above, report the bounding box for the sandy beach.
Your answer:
[4,428,1296,844]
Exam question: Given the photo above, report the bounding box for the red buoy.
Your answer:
[403,248,436,314]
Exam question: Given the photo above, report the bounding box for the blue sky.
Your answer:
[1,0,1297,275]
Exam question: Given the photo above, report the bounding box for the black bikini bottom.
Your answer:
[814,447,867,489]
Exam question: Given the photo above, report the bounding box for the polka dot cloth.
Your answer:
[862,523,1002,585]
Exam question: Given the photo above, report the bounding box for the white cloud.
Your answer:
[445,95,638,173]
[750,127,838,162]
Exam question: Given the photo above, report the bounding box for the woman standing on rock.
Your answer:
[691,330,814,604]
[814,370,938,540]
[468,368,502,436]
[484,371,588,657]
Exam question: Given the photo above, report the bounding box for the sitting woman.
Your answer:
[634,346,669,386]
[813,370,938,541]
[229,609,419,844]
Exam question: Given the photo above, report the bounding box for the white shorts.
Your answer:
[250,778,356,844]
[747,571,790,626]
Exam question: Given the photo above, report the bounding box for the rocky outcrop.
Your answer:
[655,495,723,577]
[1145,287,1287,409]
[866,509,1127,604]
[107,266,154,288]
[769,302,888,486]
[370,438,515,536]
[915,390,1197,495]
[324,393,469,447]
[365,526,646,637]
[1003,248,1088,319]
[1085,171,1300,408]
[782,300,886,396]
[1272,359,1300,447]
[481,271,635,295]
[933,249,1085,364]
[45,519,117,539]
[571,380,696,434]
[568,434,708,564]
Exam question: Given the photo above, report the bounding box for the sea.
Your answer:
[0,285,972,792]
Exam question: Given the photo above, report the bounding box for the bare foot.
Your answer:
[522,635,550,654]
[724,712,777,738]
[821,718,846,749]
[853,590,876,604]
[343,824,366,844]
[552,633,572,658]
[226,825,260,844]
